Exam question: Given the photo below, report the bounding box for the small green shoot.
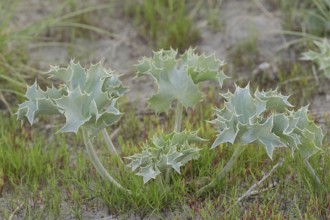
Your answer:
[301,39,330,78]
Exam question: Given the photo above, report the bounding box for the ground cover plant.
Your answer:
[14,48,328,218]
[1,0,330,219]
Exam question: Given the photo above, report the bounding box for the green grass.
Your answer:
[227,33,260,78]
[279,0,330,37]
[124,0,200,52]
[1,87,329,219]
[1,0,330,219]
[277,0,330,55]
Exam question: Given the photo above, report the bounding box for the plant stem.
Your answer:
[165,168,171,183]
[197,143,247,196]
[174,102,183,132]
[304,159,321,186]
[102,128,124,165]
[82,128,129,193]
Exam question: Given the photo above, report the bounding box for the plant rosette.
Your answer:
[17,61,129,192]
[198,84,324,195]
[126,130,204,183]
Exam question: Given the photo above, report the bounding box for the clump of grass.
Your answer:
[0,115,62,218]
[0,117,63,187]
[280,0,330,41]
[301,0,330,37]
[124,0,199,51]
[279,0,308,32]
[0,0,30,111]
[227,34,260,76]
[0,113,101,218]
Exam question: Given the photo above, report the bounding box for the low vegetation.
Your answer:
[1,0,329,219]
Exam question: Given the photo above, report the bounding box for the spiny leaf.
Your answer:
[86,99,122,135]
[17,61,126,136]
[211,85,323,161]
[241,116,283,159]
[171,130,206,145]
[211,116,239,148]
[255,89,293,112]
[126,131,202,183]
[292,107,324,159]
[17,82,64,124]
[148,73,201,112]
[178,143,200,165]
[136,165,161,184]
[298,129,321,160]
[56,87,93,133]
[181,48,229,85]
[136,48,227,112]
[272,113,299,156]
[227,84,265,124]
[103,75,127,98]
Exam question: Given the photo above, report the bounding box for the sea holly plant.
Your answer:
[136,48,228,132]
[15,49,325,197]
[301,39,330,78]
[16,61,129,192]
[198,84,324,195]
[126,48,228,183]
[126,131,203,183]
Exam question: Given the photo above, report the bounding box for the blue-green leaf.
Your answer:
[17,82,64,124]
[182,48,229,85]
[255,89,293,112]
[301,39,330,78]
[56,87,92,133]
[136,48,227,112]
[126,131,201,183]
[17,61,126,136]
[241,116,283,159]
[136,165,161,184]
[211,85,323,161]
